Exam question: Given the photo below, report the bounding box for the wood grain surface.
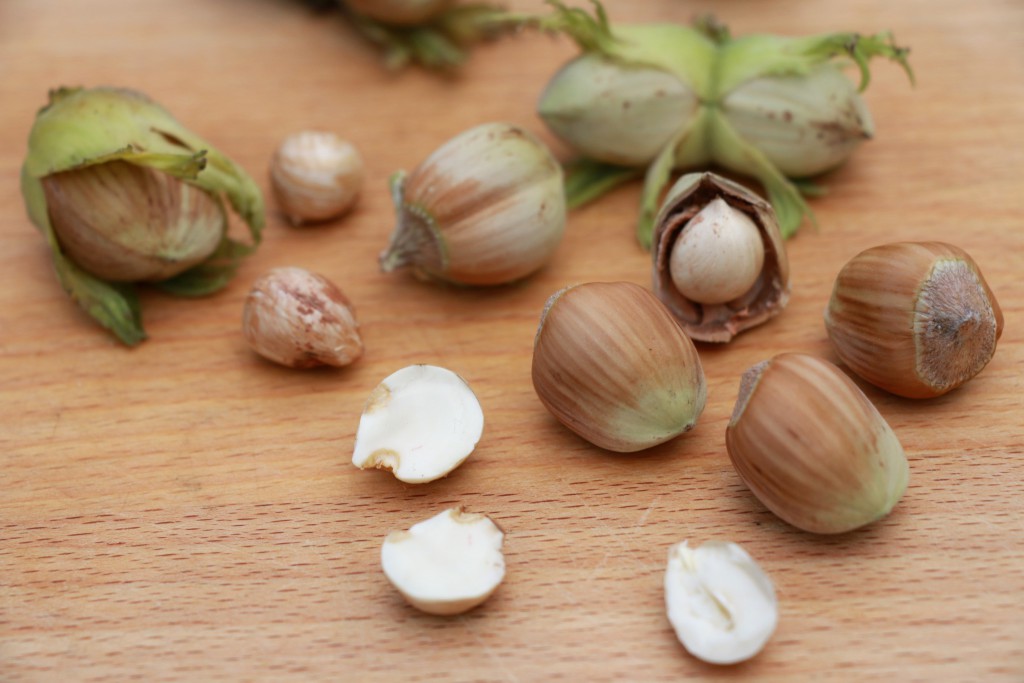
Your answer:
[1,1,1022,681]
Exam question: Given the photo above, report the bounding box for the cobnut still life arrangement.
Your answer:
[14,0,1015,677]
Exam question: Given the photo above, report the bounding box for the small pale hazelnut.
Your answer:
[652,172,790,343]
[270,131,364,225]
[352,365,484,483]
[242,266,363,369]
[381,507,505,616]
[665,540,778,665]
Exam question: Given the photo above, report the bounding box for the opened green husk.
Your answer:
[21,86,264,345]
[506,2,913,247]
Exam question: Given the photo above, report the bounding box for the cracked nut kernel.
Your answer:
[665,540,778,665]
[381,507,505,616]
[352,365,484,483]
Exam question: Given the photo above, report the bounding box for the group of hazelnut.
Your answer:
[244,120,1003,666]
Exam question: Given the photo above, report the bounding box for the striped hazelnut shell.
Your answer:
[532,281,706,453]
[726,353,909,534]
[825,241,1003,398]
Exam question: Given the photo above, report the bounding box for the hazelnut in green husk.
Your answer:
[21,86,264,345]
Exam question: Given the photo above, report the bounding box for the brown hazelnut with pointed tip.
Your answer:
[532,281,706,453]
[825,241,1003,398]
[727,353,909,534]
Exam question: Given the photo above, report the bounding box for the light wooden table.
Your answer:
[2,1,1022,680]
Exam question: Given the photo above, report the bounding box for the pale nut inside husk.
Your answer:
[653,172,790,343]
[270,131,364,225]
[665,540,778,665]
[43,160,223,282]
[825,241,1003,398]
[242,266,363,369]
[381,507,505,616]
[531,281,707,453]
[726,353,909,534]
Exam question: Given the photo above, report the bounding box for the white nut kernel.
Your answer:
[669,198,765,305]
[664,540,777,665]
[381,507,505,616]
[352,365,484,483]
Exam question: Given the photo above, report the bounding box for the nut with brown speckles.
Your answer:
[242,266,363,369]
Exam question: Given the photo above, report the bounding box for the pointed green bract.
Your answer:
[20,86,265,344]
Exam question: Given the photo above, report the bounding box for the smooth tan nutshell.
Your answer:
[43,160,222,282]
[380,122,566,286]
[726,353,909,534]
[825,241,1003,398]
[532,281,706,453]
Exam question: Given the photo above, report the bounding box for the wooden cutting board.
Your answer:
[2,1,1022,680]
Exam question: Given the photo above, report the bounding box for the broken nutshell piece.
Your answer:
[381,507,505,616]
[242,266,363,369]
[664,540,778,665]
[352,365,484,483]
[652,172,790,343]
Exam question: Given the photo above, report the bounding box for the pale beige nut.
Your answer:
[270,131,364,225]
[352,365,484,483]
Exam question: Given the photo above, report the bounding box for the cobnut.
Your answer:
[381,507,505,616]
[352,365,484,483]
[270,131,364,225]
[531,281,706,453]
[242,266,363,369]
[653,172,790,342]
[726,353,909,534]
[665,540,778,665]
[825,241,1003,398]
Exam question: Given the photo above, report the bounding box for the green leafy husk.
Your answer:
[21,86,265,345]
[504,1,913,246]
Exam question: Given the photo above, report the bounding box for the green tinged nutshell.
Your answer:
[517,1,914,247]
[21,86,264,346]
